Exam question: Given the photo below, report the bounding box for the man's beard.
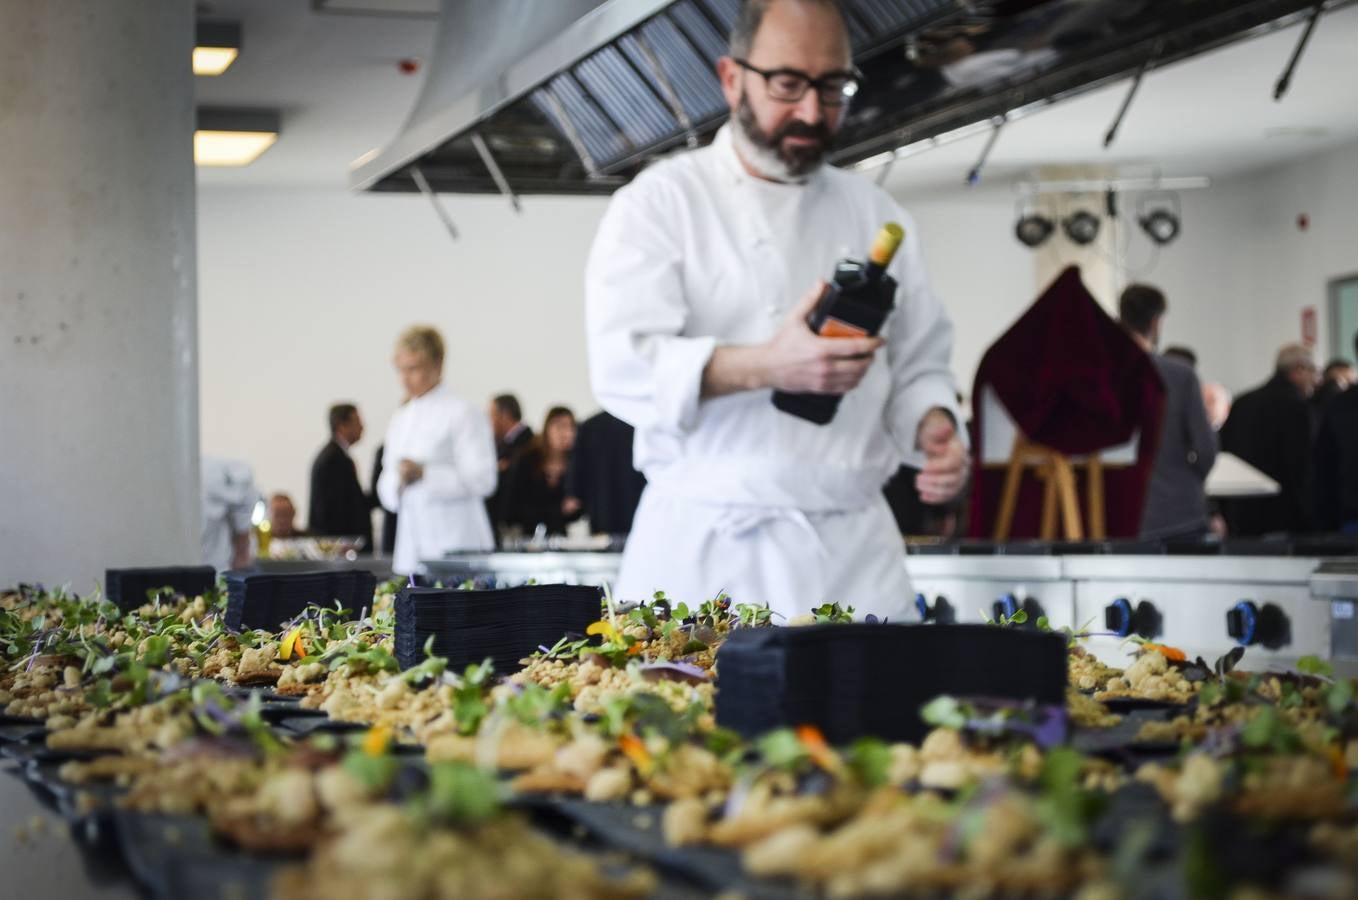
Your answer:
[731,90,834,181]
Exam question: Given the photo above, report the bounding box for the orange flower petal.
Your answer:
[618,733,653,775]
[362,725,392,757]
[1145,643,1186,662]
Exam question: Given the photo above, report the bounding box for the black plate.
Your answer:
[1099,697,1189,714]
[276,716,368,737]
[0,723,48,743]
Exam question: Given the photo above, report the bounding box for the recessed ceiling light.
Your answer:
[194,22,240,76]
[195,110,279,167]
[193,46,239,76]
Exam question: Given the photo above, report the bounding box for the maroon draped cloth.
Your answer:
[966,266,1166,539]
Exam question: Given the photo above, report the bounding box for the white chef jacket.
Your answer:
[201,457,259,571]
[585,125,962,621]
[376,383,498,574]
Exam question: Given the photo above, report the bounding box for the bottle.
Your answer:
[772,223,905,425]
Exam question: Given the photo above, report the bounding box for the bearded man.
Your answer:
[585,0,967,621]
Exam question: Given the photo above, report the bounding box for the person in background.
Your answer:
[487,393,534,534]
[1118,285,1217,540]
[489,394,534,470]
[369,444,397,557]
[565,410,647,536]
[1218,343,1317,536]
[308,403,374,552]
[377,326,498,575]
[1162,345,1197,369]
[201,457,259,570]
[269,493,306,538]
[1314,337,1358,533]
[1312,357,1356,430]
[498,406,583,538]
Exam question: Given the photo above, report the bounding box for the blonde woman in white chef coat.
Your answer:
[376,326,498,575]
[585,0,970,622]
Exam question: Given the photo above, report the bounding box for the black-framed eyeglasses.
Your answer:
[732,58,862,107]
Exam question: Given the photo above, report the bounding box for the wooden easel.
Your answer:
[993,435,1106,541]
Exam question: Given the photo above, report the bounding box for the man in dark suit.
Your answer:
[1118,285,1218,540]
[1314,336,1358,534]
[487,394,533,533]
[308,403,374,552]
[1219,344,1318,536]
[564,410,647,535]
[489,394,534,468]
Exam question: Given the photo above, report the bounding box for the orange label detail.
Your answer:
[819,317,868,339]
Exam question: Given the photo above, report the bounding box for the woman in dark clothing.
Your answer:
[497,406,582,537]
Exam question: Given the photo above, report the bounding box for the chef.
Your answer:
[585,0,968,621]
[377,325,498,574]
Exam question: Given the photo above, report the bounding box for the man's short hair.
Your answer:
[269,493,294,510]
[328,403,358,435]
[1323,358,1355,380]
[1276,343,1316,374]
[396,325,445,366]
[492,394,522,422]
[729,0,846,58]
[1162,345,1197,368]
[1118,284,1167,339]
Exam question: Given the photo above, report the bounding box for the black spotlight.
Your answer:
[1062,209,1101,245]
[1137,193,1182,246]
[1015,213,1055,248]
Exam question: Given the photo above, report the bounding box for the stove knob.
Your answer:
[1132,601,1162,640]
[932,595,956,625]
[1256,602,1291,649]
[1105,597,1133,637]
[1020,597,1046,622]
[915,592,932,622]
[1226,600,1259,646]
[993,593,1019,622]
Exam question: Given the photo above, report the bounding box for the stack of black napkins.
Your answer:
[715,624,1067,745]
[223,570,377,632]
[105,566,218,612]
[394,584,602,673]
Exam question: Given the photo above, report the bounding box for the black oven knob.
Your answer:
[1132,601,1161,640]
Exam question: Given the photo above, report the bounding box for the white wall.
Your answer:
[197,187,609,520]
[197,139,1358,519]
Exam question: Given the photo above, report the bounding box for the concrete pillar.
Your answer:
[0,2,200,590]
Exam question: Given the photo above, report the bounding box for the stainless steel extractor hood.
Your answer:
[352,0,1348,196]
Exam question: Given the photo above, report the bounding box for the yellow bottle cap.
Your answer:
[868,222,905,268]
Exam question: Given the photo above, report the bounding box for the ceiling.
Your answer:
[195,0,1358,192]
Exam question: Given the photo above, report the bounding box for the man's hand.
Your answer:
[398,459,424,487]
[701,281,884,399]
[562,496,582,517]
[764,281,884,394]
[915,408,969,505]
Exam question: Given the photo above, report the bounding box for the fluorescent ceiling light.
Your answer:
[194,131,277,166]
[195,110,280,167]
[193,46,239,76]
[194,22,241,76]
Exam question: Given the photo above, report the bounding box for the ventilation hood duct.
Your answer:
[352,0,1344,196]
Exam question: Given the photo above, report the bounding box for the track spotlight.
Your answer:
[1014,214,1055,248]
[1062,210,1101,246]
[1138,194,1182,245]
